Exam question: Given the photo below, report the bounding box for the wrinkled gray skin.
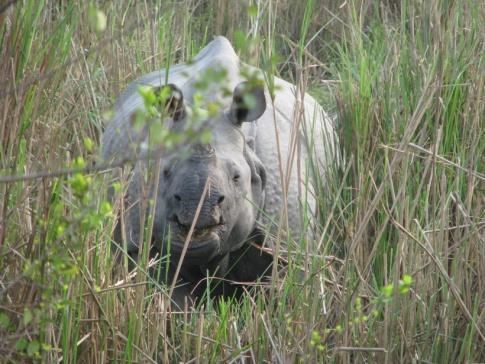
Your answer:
[101,36,335,307]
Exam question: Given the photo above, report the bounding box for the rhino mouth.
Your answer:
[168,216,226,253]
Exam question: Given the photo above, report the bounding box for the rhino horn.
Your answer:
[190,143,215,160]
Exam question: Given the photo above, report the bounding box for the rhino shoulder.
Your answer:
[245,77,337,236]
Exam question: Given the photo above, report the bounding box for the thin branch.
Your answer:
[334,346,387,353]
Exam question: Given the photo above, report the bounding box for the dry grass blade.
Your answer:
[1,0,483,362]
[168,178,210,299]
[391,217,485,343]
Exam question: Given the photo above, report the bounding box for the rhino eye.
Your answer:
[163,168,171,179]
[233,173,240,182]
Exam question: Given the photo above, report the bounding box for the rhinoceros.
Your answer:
[101,36,336,306]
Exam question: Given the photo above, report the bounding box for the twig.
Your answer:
[0,125,208,184]
[379,143,485,182]
[334,346,387,353]
[115,331,157,364]
[168,178,210,299]
[281,35,333,74]
[81,281,149,297]
[183,331,234,350]
[57,333,92,363]
[423,221,485,234]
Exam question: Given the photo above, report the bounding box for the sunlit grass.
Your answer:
[0,0,483,362]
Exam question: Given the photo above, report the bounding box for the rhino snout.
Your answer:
[170,190,226,230]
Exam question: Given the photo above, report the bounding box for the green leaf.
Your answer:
[70,173,90,197]
[73,156,86,169]
[83,137,94,152]
[138,85,157,107]
[402,274,413,285]
[399,274,413,294]
[112,181,122,193]
[207,102,220,117]
[243,94,257,109]
[0,312,10,328]
[94,10,107,32]
[199,129,212,144]
[88,5,107,33]
[354,297,362,311]
[381,284,394,298]
[23,308,33,326]
[27,340,40,357]
[233,30,247,52]
[247,5,258,17]
[99,201,112,216]
[16,338,28,351]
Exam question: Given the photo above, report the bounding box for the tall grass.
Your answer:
[1,0,483,362]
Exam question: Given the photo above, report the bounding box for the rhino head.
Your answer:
[151,81,268,266]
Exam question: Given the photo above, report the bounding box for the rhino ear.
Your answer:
[229,81,266,125]
[153,83,186,121]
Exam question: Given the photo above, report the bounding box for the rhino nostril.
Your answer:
[217,195,225,205]
[174,194,181,202]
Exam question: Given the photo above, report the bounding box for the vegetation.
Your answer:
[0,0,483,362]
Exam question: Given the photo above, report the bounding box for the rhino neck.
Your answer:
[174,252,230,282]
